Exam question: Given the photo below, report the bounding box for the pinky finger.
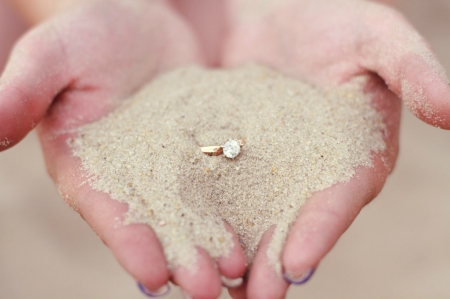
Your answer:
[282,157,387,282]
[217,221,247,288]
[245,227,290,299]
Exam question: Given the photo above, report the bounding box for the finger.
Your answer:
[0,23,71,151]
[78,194,171,293]
[217,222,247,288]
[171,247,222,299]
[282,156,387,282]
[246,226,289,299]
[38,130,171,293]
[360,3,450,129]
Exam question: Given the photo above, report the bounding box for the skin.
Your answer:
[223,1,450,298]
[1,1,246,298]
[1,0,449,298]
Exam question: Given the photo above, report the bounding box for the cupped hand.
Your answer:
[0,0,247,298]
[223,0,450,298]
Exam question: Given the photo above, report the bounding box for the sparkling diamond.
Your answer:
[223,140,241,159]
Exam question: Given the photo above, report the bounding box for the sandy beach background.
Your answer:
[1,1,449,298]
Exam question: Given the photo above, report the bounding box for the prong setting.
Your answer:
[200,138,245,159]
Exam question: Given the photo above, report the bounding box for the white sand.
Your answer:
[70,65,385,273]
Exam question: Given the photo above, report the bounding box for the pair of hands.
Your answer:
[1,0,449,298]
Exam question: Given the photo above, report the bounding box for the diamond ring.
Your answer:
[200,139,245,159]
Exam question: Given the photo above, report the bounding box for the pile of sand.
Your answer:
[70,65,385,273]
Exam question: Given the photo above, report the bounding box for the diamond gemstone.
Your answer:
[223,140,241,159]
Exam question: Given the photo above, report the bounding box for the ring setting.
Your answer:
[201,139,245,159]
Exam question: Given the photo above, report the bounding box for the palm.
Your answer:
[0,0,248,297]
[222,0,450,297]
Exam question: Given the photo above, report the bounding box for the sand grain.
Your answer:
[70,65,386,273]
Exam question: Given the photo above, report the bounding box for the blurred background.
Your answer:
[0,0,449,298]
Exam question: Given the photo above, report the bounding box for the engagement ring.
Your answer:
[200,139,245,159]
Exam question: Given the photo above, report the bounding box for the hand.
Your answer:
[222,0,450,298]
[0,0,247,298]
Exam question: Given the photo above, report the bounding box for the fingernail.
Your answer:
[283,268,315,285]
[221,275,243,288]
[137,282,170,297]
[181,290,193,299]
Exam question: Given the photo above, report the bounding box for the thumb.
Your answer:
[360,4,450,129]
[0,24,70,151]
